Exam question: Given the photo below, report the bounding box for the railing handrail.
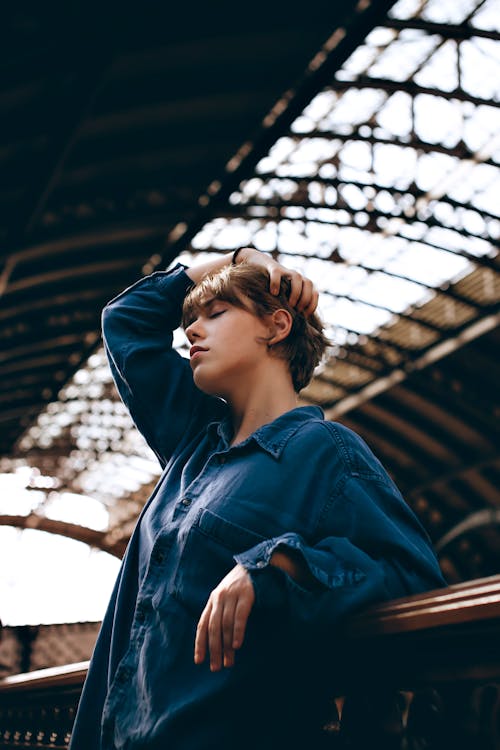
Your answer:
[1,573,499,694]
[0,661,89,693]
[348,572,500,636]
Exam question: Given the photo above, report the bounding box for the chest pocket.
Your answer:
[171,507,266,618]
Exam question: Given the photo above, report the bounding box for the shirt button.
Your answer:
[136,606,146,623]
[218,455,226,464]
[117,668,131,684]
[181,497,192,506]
[255,560,266,569]
[153,549,164,564]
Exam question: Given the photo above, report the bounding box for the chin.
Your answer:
[192,370,221,397]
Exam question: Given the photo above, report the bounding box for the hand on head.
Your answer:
[233,248,319,317]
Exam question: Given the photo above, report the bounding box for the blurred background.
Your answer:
[0,0,498,671]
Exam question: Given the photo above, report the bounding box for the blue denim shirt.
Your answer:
[69,265,446,750]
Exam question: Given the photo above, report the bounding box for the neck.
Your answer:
[227,369,298,446]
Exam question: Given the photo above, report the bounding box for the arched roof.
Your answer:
[1,0,499,584]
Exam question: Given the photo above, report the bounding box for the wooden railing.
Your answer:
[0,663,88,749]
[326,575,500,748]
[1,575,499,749]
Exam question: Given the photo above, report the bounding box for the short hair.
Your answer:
[182,262,330,392]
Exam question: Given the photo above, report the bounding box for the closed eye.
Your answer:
[209,309,226,319]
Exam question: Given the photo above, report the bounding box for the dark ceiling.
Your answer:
[1,1,499,585]
[0,0,371,452]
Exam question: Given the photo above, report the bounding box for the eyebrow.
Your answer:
[187,296,224,321]
[201,296,217,308]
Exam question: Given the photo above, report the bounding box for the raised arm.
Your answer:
[102,248,317,467]
[101,263,222,468]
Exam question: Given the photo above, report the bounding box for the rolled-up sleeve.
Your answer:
[235,473,446,628]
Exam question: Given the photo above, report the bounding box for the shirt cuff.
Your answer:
[235,532,367,601]
[153,264,194,300]
[247,567,288,609]
[234,533,300,571]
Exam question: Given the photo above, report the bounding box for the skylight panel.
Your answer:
[340,41,381,78]
[338,140,372,172]
[375,91,413,137]
[468,178,500,218]
[327,297,393,334]
[302,91,338,121]
[372,143,418,188]
[324,89,387,129]
[414,94,464,145]
[340,183,369,211]
[273,223,311,256]
[389,0,427,20]
[472,0,500,32]
[461,39,500,99]
[337,227,399,267]
[304,221,340,254]
[413,40,459,92]
[386,242,470,286]
[415,152,460,191]
[425,225,488,257]
[355,272,425,312]
[421,0,483,25]
[463,107,500,151]
[367,30,441,81]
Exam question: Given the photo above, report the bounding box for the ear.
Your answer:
[267,309,293,345]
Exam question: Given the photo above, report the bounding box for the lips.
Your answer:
[190,345,208,359]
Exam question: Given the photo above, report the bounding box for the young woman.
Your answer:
[69,248,445,750]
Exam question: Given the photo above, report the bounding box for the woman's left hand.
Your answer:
[194,563,255,671]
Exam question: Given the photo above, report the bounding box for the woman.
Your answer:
[69,248,445,749]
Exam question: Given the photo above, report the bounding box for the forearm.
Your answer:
[103,266,192,340]
[185,252,233,285]
[184,247,264,285]
[270,548,321,590]
[102,266,218,464]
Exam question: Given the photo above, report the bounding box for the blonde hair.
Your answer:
[182,263,329,392]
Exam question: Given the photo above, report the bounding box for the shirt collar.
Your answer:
[206,406,324,459]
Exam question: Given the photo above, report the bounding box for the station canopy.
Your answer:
[1,0,499,585]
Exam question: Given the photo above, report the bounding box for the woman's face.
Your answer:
[184,297,272,398]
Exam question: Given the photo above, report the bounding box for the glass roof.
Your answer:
[1,0,498,538]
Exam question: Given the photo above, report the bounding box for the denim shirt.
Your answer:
[69,265,446,750]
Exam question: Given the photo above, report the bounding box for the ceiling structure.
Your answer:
[0,0,499,585]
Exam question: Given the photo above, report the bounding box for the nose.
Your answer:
[185,317,203,343]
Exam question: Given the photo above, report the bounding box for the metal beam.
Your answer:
[387,17,500,42]
[325,311,500,419]
[330,75,500,109]
[162,0,400,264]
[0,514,123,557]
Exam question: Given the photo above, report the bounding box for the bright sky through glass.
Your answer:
[0,0,498,626]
